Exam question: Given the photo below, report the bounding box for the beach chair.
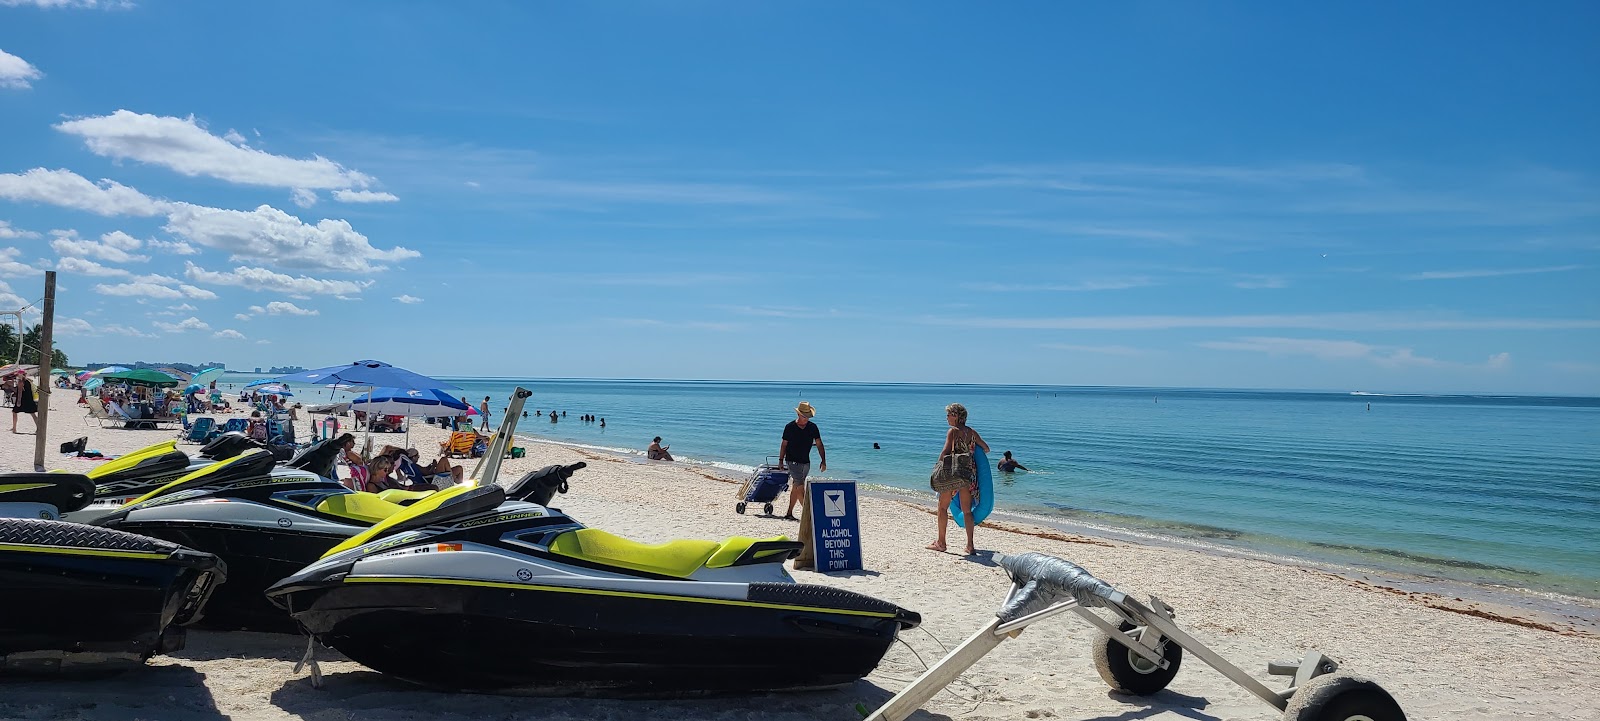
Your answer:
[83,397,119,428]
[183,417,217,443]
[440,431,479,459]
[221,417,249,435]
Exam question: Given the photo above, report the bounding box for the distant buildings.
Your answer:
[268,365,306,374]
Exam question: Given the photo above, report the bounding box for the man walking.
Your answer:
[778,401,826,571]
[479,396,492,432]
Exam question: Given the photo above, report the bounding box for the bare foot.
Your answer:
[925,541,947,552]
[965,545,977,555]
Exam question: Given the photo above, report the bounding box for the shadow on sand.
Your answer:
[1079,689,1219,721]
[166,629,338,664]
[270,670,958,721]
[0,664,228,721]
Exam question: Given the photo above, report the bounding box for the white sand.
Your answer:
[2,386,1597,721]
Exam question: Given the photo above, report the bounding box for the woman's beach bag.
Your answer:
[930,450,976,492]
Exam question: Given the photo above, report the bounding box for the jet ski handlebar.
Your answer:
[504,462,587,507]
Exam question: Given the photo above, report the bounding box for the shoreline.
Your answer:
[514,429,1600,637]
[6,390,1599,719]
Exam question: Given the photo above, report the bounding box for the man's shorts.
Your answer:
[787,461,810,488]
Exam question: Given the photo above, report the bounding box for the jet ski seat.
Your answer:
[375,489,434,505]
[0,473,94,513]
[314,493,412,524]
[547,528,720,579]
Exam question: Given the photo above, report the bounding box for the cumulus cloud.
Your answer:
[0,168,168,217]
[213,328,246,339]
[53,317,155,338]
[55,111,377,190]
[165,204,418,273]
[333,189,399,203]
[0,221,39,239]
[96,273,218,300]
[243,300,318,316]
[170,302,196,311]
[57,256,131,277]
[0,247,40,277]
[234,313,250,321]
[145,238,198,255]
[184,262,370,296]
[0,48,43,90]
[290,188,318,208]
[394,294,423,304]
[49,229,151,263]
[154,316,210,333]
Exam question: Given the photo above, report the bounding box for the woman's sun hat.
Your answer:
[796,401,816,417]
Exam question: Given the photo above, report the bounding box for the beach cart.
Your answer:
[866,552,1405,721]
[734,458,790,516]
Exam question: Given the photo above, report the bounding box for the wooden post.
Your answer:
[32,271,55,471]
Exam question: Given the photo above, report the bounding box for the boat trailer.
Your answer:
[866,552,1405,721]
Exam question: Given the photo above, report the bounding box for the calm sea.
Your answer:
[228,375,1600,600]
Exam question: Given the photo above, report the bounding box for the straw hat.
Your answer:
[795,401,816,418]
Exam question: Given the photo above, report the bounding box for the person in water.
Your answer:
[928,402,989,556]
[647,436,673,461]
[997,450,1028,472]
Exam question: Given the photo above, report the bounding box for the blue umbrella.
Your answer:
[188,367,225,388]
[349,387,469,417]
[272,360,459,391]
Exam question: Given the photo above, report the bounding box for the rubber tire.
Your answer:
[1282,672,1406,721]
[763,503,774,516]
[736,502,747,515]
[1091,620,1182,695]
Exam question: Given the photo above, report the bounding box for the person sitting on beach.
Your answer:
[398,448,465,488]
[361,455,406,493]
[997,450,1028,472]
[246,411,269,441]
[647,437,673,461]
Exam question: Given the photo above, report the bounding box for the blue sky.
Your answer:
[0,1,1595,394]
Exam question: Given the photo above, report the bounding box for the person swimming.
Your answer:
[997,450,1028,472]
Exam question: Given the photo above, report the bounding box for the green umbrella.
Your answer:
[96,368,181,387]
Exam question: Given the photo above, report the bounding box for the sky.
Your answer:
[0,1,1595,394]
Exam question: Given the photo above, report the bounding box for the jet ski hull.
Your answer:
[0,518,224,674]
[274,577,914,694]
[109,522,342,633]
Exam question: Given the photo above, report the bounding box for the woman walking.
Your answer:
[927,402,989,555]
[10,371,38,434]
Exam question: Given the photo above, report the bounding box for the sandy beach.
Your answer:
[2,386,1597,721]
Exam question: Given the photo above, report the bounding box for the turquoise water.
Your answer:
[233,375,1600,599]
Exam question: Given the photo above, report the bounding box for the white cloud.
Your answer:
[170,302,196,311]
[1039,343,1148,356]
[233,313,250,321]
[1233,275,1289,289]
[153,316,209,333]
[260,300,317,316]
[255,339,270,344]
[0,221,39,239]
[394,294,423,304]
[184,262,370,296]
[290,188,318,208]
[222,129,246,144]
[212,328,246,339]
[57,256,131,277]
[1197,336,1512,370]
[0,48,43,90]
[1402,265,1585,280]
[145,238,198,255]
[0,168,168,217]
[55,111,376,189]
[0,247,40,277]
[50,229,150,263]
[53,317,154,338]
[164,204,418,273]
[333,189,399,203]
[95,274,217,300]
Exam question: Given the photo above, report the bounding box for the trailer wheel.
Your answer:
[763,503,775,515]
[1092,620,1182,695]
[736,502,747,514]
[1282,672,1406,721]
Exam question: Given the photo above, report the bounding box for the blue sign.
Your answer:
[808,480,862,572]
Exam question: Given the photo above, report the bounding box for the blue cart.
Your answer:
[735,458,790,516]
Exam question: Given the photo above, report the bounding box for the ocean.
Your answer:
[228,375,1600,601]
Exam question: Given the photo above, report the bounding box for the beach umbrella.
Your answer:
[90,366,131,376]
[50,367,74,376]
[271,360,460,392]
[75,370,94,381]
[97,369,180,387]
[351,387,471,445]
[84,377,103,391]
[253,383,294,396]
[188,367,225,387]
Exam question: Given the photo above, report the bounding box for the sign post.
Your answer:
[807,480,862,572]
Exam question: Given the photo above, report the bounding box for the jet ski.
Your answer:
[267,482,920,694]
[56,433,351,525]
[0,472,225,674]
[92,442,436,632]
